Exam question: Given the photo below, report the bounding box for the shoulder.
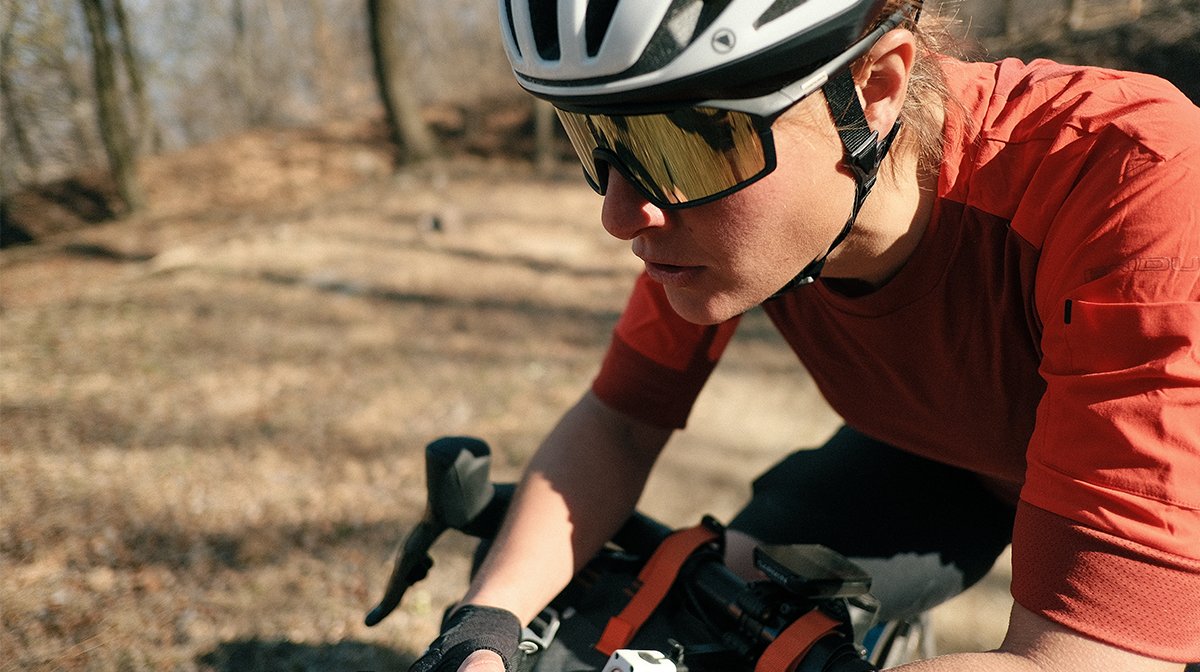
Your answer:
[940,56,1200,196]
[937,57,1200,300]
[944,56,1199,156]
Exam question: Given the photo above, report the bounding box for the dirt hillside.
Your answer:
[0,112,1018,671]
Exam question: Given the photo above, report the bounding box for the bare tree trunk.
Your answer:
[231,0,260,125]
[110,0,159,153]
[62,55,104,166]
[265,0,288,45]
[1,4,41,182]
[80,0,143,213]
[1068,0,1088,30]
[366,0,437,165]
[36,0,104,166]
[534,99,557,176]
[1003,0,1021,41]
[309,0,334,117]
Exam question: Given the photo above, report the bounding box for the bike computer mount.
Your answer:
[753,543,873,600]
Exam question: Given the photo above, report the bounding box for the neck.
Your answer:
[821,123,942,289]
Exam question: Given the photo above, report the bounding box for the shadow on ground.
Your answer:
[198,638,414,672]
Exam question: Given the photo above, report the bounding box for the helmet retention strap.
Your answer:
[769,68,902,299]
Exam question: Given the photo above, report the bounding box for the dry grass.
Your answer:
[0,128,1009,671]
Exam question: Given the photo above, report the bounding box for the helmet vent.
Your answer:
[501,0,521,58]
[755,0,813,29]
[665,0,704,47]
[584,0,620,57]
[529,0,561,60]
[632,0,732,73]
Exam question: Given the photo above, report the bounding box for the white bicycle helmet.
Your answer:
[499,0,896,109]
[499,0,921,292]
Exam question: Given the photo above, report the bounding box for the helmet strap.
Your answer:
[768,68,902,299]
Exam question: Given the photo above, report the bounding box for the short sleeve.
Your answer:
[591,273,740,429]
[1015,137,1200,660]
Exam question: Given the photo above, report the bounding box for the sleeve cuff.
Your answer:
[1011,500,1200,662]
[592,336,714,429]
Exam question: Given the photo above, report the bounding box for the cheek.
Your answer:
[772,100,848,192]
[686,196,776,270]
[771,122,846,204]
[714,165,829,263]
[757,122,856,243]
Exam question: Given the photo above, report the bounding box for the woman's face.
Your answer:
[600,98,855,324]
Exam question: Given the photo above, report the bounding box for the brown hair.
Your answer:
[869,0,962,177]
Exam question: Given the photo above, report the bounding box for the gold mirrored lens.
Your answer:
[556,107,768,205]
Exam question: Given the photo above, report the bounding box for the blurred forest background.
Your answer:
[2,1,1199,671]
[2,0,532,239]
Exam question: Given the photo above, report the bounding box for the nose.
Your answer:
[601,167,667,241]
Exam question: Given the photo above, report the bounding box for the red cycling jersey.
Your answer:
[591,58,1200,660]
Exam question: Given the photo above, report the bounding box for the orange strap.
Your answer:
[754,609,841,672]
[594,524,720,656]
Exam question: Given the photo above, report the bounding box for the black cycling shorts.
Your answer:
[728,426,1017,621]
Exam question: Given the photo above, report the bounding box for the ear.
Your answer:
[855,29,916,137]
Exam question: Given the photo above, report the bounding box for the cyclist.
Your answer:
[409,1,1199,670]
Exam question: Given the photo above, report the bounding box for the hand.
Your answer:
[408,605,521,672]
[458,649,506,672]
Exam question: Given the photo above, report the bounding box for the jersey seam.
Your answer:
[1031,458,1200,511]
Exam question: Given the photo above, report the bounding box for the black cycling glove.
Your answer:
[408,605,522,672]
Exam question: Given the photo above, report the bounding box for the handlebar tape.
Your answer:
[594,523,720,656]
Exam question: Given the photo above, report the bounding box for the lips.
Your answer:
[642,260,704,286]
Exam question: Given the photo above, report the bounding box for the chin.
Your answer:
[663,287,754,325]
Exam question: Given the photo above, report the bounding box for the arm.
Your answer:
[889,603,1186,672]
[462,389,673,623]
[447,274,724,672]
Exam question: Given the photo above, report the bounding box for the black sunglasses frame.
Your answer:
[581,121,781,211]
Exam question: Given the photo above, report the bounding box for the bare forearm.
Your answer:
[890,605,1185,672]
[461,391,670,623]
[891,651,1184,672]
[889,652,1048,672]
